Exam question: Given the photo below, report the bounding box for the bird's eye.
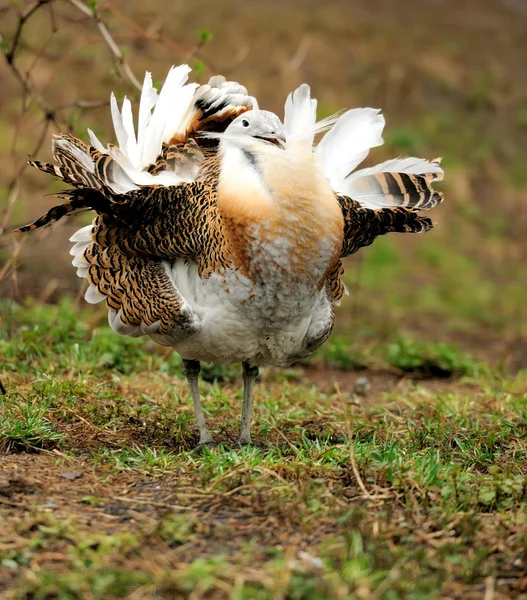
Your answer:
[242,119,250,128]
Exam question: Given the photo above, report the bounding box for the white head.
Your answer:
[222,110,286,150]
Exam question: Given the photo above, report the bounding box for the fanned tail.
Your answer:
[14,65,249,235]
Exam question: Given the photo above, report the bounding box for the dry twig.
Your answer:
[0,0,207,294]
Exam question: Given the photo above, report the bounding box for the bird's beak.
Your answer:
[255,133,286,149]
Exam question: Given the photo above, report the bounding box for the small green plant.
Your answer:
[0,395,63,451]
[384,338,481,377]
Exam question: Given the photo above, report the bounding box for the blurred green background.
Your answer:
[1,0,526,370]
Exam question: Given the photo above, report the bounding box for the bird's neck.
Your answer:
[217,145,344,287]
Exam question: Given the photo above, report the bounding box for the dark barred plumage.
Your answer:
[14,187,107,233]
[167,75,254,146]
[12,63,447,449]
[337,197,434,259]
[325,259,347,303]
[149,139,205,180]
[16,159,439,311]
[373,172,443,210]
[348,170,444,212]
[86,241,197,339]
[83,164,232,277]
[14,77,443,325]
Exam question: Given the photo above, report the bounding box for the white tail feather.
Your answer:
[106,145,181,188]
[87,129,106,154]
[349,157,444,181]
[142,65,195,166]
[137,71,158,159]
[69,224,93,243]
[313,113,343,136]
[104,160,140,195]
[103,65,196,180]
[284,84,317,146]
[85,285,105,304]
[110,93,129,156]
[315,108,385,192]
[120,97,138,166]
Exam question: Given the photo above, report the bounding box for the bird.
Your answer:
[15,64,444,450]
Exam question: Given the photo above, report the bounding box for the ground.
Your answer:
[1,302,526,598]
[0,0,526,597]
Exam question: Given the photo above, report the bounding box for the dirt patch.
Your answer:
[0,452,340,594]
[301,365,473,400]
[303,366,396,396]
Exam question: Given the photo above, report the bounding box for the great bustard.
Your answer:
[16,65,444,449]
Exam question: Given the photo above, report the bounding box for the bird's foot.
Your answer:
[192,440,218,454]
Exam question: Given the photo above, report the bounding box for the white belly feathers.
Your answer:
[159,258,333,366]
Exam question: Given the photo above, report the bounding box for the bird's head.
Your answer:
[222,110,286,150]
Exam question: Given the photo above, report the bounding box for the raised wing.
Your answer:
[280,88,445,302]
[15,65,253,340]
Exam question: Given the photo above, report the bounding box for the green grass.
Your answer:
[336,236,526,338]
[314,334,485,378]
[1,300,526,599]
[1,2,525,595]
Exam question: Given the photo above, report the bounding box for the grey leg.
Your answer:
[238,362,259,445]
[183,359,215,448]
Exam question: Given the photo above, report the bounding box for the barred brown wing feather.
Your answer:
[27,159,64,179]
[14,199,85,233]
[13,189,104,233]
[337,196,434,259]
[149,139,205,181]
[327,197,435,299]
[346,171,444,212]
[80,216,199,342]
[52,135,102,190]
[168,75,255,146]
[326,260,347,304]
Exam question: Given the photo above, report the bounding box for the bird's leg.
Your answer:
[238,362,259,446]
[183,359,215,449]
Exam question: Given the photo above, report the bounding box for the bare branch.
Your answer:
[0,0,210,289]
[68,0,142,90]
[5,0,52,66]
